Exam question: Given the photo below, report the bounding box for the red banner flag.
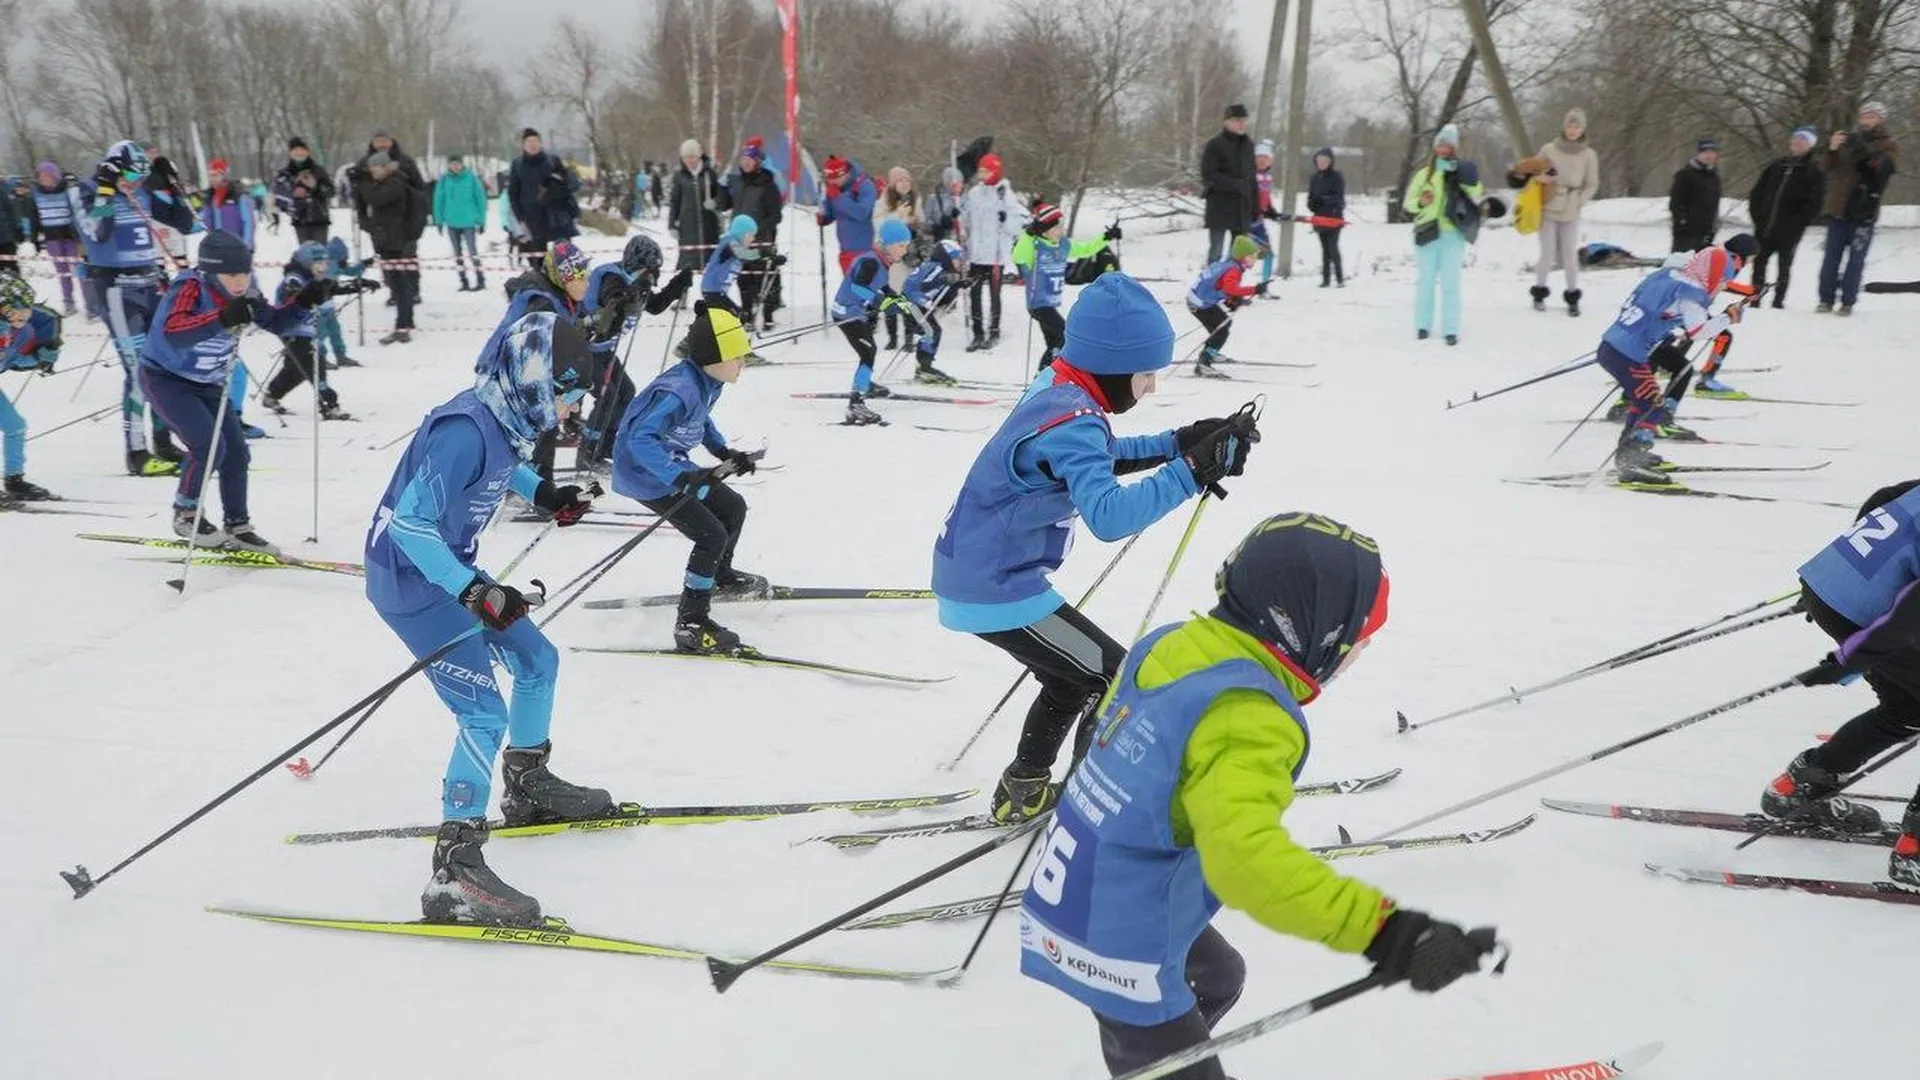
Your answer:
[776,0,801,193]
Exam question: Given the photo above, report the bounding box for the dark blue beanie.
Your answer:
[198,230,253,276]
[1063,273,1173,374]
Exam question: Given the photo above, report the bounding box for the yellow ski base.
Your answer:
[209,906,953,983]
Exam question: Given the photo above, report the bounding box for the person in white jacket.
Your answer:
[961,153,1023,350]
[1523,108,1601,316]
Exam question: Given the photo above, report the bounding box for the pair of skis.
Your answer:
[1545,798,1920,907]
[78,532,366,577]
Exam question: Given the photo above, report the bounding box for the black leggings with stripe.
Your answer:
[976,604,1127,771]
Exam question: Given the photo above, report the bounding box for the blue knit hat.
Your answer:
[727,214,758,241]
[878,218,912,247]
[1064,273,1174,375]
[197,230,252,275]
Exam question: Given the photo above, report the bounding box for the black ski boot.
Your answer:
[844,394,885,426]
[1563,288,1583,317]
[1529,285,1550,311]
[457,272,474,292]
[500,740,614,826]
[4,475,56,501]
[1612,438,1670,485]
[421,819,542,926]
[153,430,185,463]
[173,507,228,546]
[319,385,351,421]
[1760,751,1884,833]
[964,333,986,353]
[1891,804,1920,891]
[1604,396,1629,423]
[713,567,771,599]
[674,588,743,654]
[990,764,1059,824]
[222,520,283,558]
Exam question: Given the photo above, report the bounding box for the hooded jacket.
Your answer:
[960,180,1022,266]
[1306,149,1346,219]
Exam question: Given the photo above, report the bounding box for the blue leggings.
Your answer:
[0,388,24,475]
[140,364,251,521]
[315,305,349,361]
[378,597,558,820]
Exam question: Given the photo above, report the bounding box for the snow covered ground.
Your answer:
[5,198,1918,1079]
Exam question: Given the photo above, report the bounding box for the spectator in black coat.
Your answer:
[1668,137,1722,252]
[668,139,721,273]
[273,137,336,244]
[350,128,427,306]
[505,127,581,270]
[717,137,786,328]
[1200,103,1256,262]
[1306,147,1347,287]
[1745,126,1826,308]
[354,153,421,343]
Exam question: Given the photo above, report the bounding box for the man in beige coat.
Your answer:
[1521,109,1600,316]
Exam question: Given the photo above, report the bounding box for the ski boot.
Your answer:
[260,395,292,416]
[319,386,351,421]
[378,329,411,345]
[1604,396,1630,423]
[1529,285,1550,311]
[153,430,186,464]
[1563,288,1582,317]
[1890,804,1920,892]
[844,394,885,426]
[1193,349,1230,379]
[173,506,229,547]
[1653,417,1703,442]
[990,764,1060,824]
[4,475,56,502]
[421,819,542,926]
[1759,752,1884,834]
[914,363,957,386]
[500,741,615,826]
[1695,371,1742,399]
[130,450,180,477]
[1612,437,1671,485]
[222,521,282,558]
[713,567,771,600]
[865,382,893,400]
[673,588,744,654]
[239,415,268,440]
[331,353,362,368]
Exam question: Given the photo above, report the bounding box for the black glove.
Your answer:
[1364,909,1495,993]
[149,156,180,192]
[721,448,758,476]
[356,278,384,294]
[1796,653,1856,687]
[460,575,538,630]
[1174,417,1231,454]
[767,253,788,268]
[1104,223,1122,241]
[218,294,257,329]
[534,479,596,526]
[294,279,332,308]
[93,161,121,193]
[1264,206,1284,222]
[663,267,694,300]
[1181,413,1259,492]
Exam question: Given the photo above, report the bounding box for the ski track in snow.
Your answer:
[6,199,1919,1079]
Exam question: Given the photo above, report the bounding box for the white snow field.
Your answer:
[5,197,1918,1080]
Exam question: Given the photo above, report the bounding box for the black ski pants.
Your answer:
[265,337,325,401]
[1093,925,1246,1080]
[1032,305,1066,368]
[976,604,1127,771]
[1752,229,1805,305]
[1803,584,1920,799]
[967,264,1003,339]
[841,320,877,381]
[643,480,746,587]
[1315,225,1345,285]
[1193,304,1232,354]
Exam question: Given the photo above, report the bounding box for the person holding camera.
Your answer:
[1816,102,1899,315]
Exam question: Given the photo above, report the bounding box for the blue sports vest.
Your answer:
[273,268,319,339]
[1186,258,1239,309]
[610,359,720,501]
[33,186,77,231]
[904,259,954,307]
[831,251,885,320]
[1019,625,1306,1025]
[82,189,166,270]
[364,392,521,612]
[1026,236,1070,311]
[931,380,1100,609]
[1600,269,1710,361]
[701,241,745,298]
[1800,485,1920,628]
[139,270,241,384]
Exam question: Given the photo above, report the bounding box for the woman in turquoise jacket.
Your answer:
[433,153,491,291]
[1402,125,1484,345]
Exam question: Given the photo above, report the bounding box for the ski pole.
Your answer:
[27,402,117,441]
[707,817,1045,993]
[1547,383,1618,459]
[1397,591,1802,735]
[69,336,113,402]
[167,361,243,594]
[1372,675,1809,841]
[817,220,829,339]
[1114,935,1507,1080]
[939,530,1147,772]
[61,625,483,898]
[1444,353,1598,410]
[1135,495,1211,640]
[538,478,714,626]
[1733,735,1920,850]
[655,296,685,374]
[497,481,605,580]
[944,813,1047,986]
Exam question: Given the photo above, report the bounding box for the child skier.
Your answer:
[137,230,310,553]
[1759,479,1920,891]
[364,310,607,927]
[261,242,377,418]
[316,237,376,369]
[899,238,966,385]
[1011,201,1120,370]
[491,240,596,482]
[932,273,1261,823]
[575,234,695,473]
[1596,239,1750,483]
[83,139,199,476]
[1020,513,1496,1079]
[610,303,765,654]
[0,275,63,505]
[701,213,769,314]
[1186,236,1261,377]
[830,217,915,426]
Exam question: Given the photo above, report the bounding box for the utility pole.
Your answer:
[1456,0,1530,157]
[1274,0,1315,276]
[1253,0,1294,139]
